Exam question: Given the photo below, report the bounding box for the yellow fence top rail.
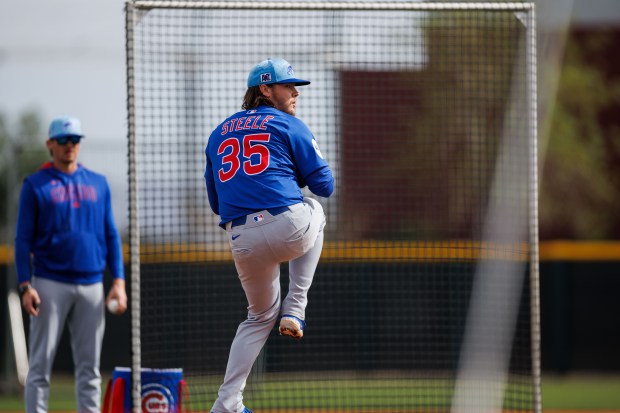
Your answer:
[2,241,620,265]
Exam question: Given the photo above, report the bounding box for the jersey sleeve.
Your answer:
[304,166,334,198]
[103,179,125,280]
[288,118,334,198]
[14,179,37,284]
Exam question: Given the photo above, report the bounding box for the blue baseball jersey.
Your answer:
[205,105,334,225]
[14,162,125,285]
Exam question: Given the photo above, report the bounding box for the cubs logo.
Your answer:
[312,139,324,159]
[141,383,176,413]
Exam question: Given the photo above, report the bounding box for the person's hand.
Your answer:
[106,278,128,315]
[21,285,41,317]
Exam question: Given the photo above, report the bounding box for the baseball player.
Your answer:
[15,116,127,413]
[204,58,334,413]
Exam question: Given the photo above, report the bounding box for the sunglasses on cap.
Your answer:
[53,135,83,145]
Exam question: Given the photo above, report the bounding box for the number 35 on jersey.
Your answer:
[217,133,271,182]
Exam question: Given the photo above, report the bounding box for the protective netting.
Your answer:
[127,2,539,412]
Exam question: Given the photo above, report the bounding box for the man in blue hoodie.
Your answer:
[14,116,127,413]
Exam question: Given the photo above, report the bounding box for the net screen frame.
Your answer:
[125,2,540,412]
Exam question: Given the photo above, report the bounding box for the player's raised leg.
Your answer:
[279,198,326,339]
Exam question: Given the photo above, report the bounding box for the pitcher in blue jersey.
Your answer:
[205,58,334,413]
[15,116,127,413]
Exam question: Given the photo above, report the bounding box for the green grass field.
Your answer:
[1,373,619,411]
[541,374,620,410]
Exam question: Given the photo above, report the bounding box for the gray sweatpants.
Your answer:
[26,277,105,413]
[211,198,326,413]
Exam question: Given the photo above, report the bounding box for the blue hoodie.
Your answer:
[14,162,124,285]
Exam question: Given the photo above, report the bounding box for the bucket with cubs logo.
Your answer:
[103,367,187,413]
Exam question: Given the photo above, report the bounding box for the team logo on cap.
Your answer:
[287,65,294,75]
[260,73,272,83]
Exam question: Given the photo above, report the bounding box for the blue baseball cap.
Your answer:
[247,58,310,88]
[48,116,85,139]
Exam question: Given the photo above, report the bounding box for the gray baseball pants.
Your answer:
[211,198,326,413]
[26,276,105,413]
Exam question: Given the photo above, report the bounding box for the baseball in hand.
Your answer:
[107,299,119,313]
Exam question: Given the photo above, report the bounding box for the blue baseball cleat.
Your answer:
[279,315,305,340]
